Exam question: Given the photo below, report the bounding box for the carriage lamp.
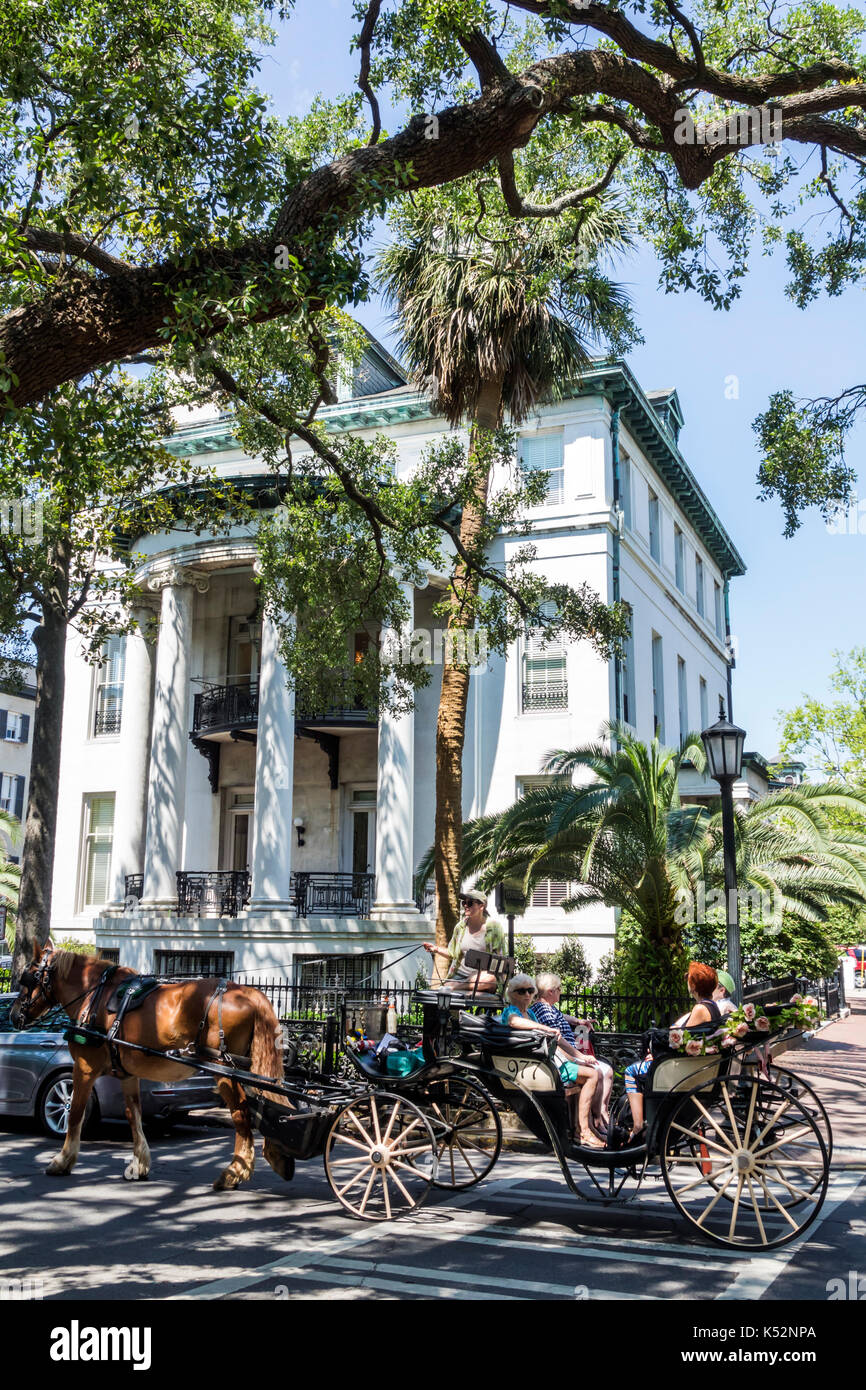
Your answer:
[294,817,305,848]
[701,704,747,1006]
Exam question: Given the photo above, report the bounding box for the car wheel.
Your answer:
[37,1071,99,1140]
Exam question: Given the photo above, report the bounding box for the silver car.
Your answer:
[0,993,219,1137]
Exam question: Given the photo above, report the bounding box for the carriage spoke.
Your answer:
[347,1109,376,1149]
[381,1100,401,1146]
[370,1098,383,1147]
[689,1096,737,1151]
[745,1174,769,1245]
[387,1167,416,1206]
[454,1135,480,1177]
[753,1166,821,1203]
[753,1174,801,1230]
[329,1154,372,1166]
[695,1170,736,1226]
[752,1125,814,1159]
[721,1082,743,1146]
[357,1168,378,1216]
[337,1163,372,1199]
[752,1095,794,1148]
[728,1175,745,1240]
[381,1169,392,1220]
[332,1132,372,1154]
[387,1118,424,1152]
[672,1166,733,1198]
[740,1079,759,1150]
[669,1122,734,1157]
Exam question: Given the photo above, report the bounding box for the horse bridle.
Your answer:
[16,949,58,1027]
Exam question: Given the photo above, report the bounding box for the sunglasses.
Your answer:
[513,987,534,995]
[461,899,480,907]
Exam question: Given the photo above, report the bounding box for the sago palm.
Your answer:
[378,199,635,961]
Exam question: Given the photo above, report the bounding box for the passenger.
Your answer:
[422,890,505,992]
[531,972,612,1130]
[623,962,722,1144]
[713,970,737,1017]
[500,974,604,1149]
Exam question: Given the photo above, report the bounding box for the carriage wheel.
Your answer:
[420,1077,502,1190]
[660,1076,829,1250]
[324,1092,438,1221]
[762,1063,832,1166]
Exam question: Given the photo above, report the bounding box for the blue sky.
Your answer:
[259,3,865,762]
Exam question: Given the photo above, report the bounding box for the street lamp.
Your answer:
[701,707,747,1005]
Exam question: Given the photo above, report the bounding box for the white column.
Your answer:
[373,582,419,918]
[140,568,209,909]
[109,603,156,907]
[249,610,295,914]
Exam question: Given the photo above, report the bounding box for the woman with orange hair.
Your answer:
[622,963,722,1143]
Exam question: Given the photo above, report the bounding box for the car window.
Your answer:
[0,996,71,1032]
[0,997,14,1031]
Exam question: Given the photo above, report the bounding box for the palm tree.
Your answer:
[0,808,22,952]
[446,724,866,1000]
[378,200,635,964]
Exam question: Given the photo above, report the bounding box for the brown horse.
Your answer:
[11,944,293,1189]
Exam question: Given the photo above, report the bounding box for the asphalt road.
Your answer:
[1,1117,864,1303]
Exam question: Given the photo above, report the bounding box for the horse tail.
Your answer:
[248,990,292,1108]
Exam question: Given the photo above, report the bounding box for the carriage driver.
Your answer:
[422,889,506,991]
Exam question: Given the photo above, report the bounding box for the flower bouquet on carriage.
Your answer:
[666,993,822,1057]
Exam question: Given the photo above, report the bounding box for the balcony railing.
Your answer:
[292,872,374,917]
[192,683,259,736]
[522,680,568,712]
[176,870,251,918]
[94,708,122,736]
[124,874,143,904]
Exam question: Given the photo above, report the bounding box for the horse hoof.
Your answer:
[123,1161,150,1181]
[213,1170,239,1191]
[46,1160,71,1177]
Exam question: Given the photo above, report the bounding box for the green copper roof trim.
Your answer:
[163,361,744,578]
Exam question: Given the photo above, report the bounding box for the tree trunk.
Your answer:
[12,537,70,984]
[432,377,503,975]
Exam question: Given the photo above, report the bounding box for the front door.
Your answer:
[344,788,376,875]
[223,791,254,872]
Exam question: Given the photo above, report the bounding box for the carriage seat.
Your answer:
[457,1010,555,1058]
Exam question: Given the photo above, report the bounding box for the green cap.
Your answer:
[717,970,736,996]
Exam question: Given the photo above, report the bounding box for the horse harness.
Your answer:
[66,969,252,1077]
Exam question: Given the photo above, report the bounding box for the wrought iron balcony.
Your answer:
[291,872,374,917]
[124,874,143,902]
[94,707,122,736]
[176,870,251,918]
[522,680,568,713]
[192,683,259,736]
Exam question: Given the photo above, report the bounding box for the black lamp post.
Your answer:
[701,706,747,1005]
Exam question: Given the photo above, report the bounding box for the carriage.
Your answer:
[13,945,832,1250]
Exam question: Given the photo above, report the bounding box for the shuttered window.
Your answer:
[652,633,665,741]
[82,795,114,907]
[93,636,125,737]
[518,777,571,911]
[521,433,564,505]
[0,773,24,819]
[0,710,30,743]
[695,556,705,618]
[523,601,568,712]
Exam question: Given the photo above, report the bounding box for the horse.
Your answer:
[11,943,294,1189]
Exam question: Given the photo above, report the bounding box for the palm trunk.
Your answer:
[432,376,503,975]
[12,536,70,983]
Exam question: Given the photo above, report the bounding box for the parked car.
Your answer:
[0,993,219,1138]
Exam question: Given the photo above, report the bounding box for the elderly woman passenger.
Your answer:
[500,974,604,1149]
[532,972,613,1130]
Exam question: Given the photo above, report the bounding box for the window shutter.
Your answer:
[0,710,6,739]
[20,714,29,743]
[521,434,564,504]
[13,775,24,821]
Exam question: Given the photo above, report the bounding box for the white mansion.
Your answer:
[51,337,746,986]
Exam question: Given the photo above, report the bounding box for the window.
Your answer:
[227,617,260,686]
[651,633,665,740]
[695,556,705,618]
[619,450,632,529]
[521,433,564,505]
[0,710,28,743]
[621,605,636,727]
[699,677,709,733]
[297,954,382,990]
[522,601,568,712]
[154,949,234,977]
[518,777,570,910]
[677,657,688,745]
[80,794,115,908]
[648,491,661,563]
[674,527,685,592]
[93,635,125,737]
[0,773,24,819]
[714,581,724,640]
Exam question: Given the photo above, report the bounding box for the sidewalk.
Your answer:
[779,995,866,1164]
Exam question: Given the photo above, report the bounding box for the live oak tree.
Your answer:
[777,647,866,782]
[2,0,865,418]
[0,371,246,977]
